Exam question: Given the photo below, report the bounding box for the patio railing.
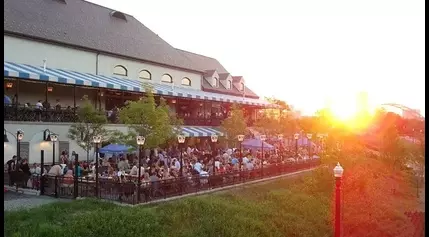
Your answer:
[5,160,320,205]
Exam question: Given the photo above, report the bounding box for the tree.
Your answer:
[67,96,108,160]
[221,104,247,147]
[117,86,181,149]
[264,96,291,110]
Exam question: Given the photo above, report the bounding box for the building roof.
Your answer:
[218,73,231,81]
[4,0,200,72]
[178,49,260,99]
[4,0,264,101]
[232,76,243,83]
[177,49,229,73]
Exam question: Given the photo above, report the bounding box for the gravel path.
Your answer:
[4,192,71,212]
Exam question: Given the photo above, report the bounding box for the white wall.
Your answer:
[4,35,97,74]
[4,122,129,164]
[97,54,203,90]
[5,35,204,91]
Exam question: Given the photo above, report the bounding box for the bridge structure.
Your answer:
[380,103,424,120]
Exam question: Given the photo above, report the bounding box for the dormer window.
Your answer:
[212,77,219,87]
[226,80,232,89]
[240,82,245,91]
[110,11,127,21]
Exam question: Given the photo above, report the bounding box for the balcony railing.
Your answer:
[4,105,256,127]
[4,105,78,123]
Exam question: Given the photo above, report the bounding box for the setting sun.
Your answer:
[330,101,357,121]
[326,93,375,130]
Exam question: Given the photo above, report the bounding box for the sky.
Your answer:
[88,0,425,116]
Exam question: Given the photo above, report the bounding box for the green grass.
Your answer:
[5,169,333,237]
[5,160,418,237]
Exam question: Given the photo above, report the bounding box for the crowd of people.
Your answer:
[5,142,321,198]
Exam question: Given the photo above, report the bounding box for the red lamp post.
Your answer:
[333,162,344,237]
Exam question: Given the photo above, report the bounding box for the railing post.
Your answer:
[74,154,79,199]
[54,176,58,198]
[40,150,45,195]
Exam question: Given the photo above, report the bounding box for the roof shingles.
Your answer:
[4,0,263,100]
[4,0,200,72]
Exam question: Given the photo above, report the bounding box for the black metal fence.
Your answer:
[3,105,256,126]
[4,105,77,123]
[5,160,320,204]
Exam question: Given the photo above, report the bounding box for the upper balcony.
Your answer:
[4,61,269,127]
[3,104,257,127]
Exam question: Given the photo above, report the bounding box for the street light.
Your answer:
[294,133,299,158]
[211,134,218,175]
[237,134,245,171]
[277,134,284,162]
[50,133,58,165]
[16,129,24,164]
[136,135,145,202]
[307,133,312,158]
[4,129,9,143]
[260,134,266,177]
[92,135,102,198]
[177,135,186,177]
[4,129,24,170]
[333,162,344,237]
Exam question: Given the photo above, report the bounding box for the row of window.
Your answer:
[113,65,192,86]
[212,77,245,91]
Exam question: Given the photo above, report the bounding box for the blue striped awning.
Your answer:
[4,61,274,107]
[180,126,224,137]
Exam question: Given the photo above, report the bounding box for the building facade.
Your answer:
[4,0,272,163]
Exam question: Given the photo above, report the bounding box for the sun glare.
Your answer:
[330,101,357,121]
[327,96,375,130]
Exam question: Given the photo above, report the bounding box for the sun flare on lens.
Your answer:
[329,101,357,121]
[327,96,374,130]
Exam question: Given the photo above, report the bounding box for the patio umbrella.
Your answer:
[4,95,12,104]
[98,143,135,153]
[241,138,275,150]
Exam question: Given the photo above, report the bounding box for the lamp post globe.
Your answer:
[333,162,344,178]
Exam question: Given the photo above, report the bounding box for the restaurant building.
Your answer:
[4,0,273,163]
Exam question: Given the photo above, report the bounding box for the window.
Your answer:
[161,74,173,83]
[139,70,151,80]
[240,82,245,91]
[181,77,191,86]
[227,80,232,89]
[212,77,219,87]
[110,11,127,21]
[113,65,127,76]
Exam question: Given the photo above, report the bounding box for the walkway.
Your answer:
[4,192,70,212]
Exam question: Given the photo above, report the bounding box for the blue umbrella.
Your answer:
[241,138,275,150]
[98,144,135,153]
[4,95,12,104]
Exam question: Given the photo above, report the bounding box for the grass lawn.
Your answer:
[5,158,420,237]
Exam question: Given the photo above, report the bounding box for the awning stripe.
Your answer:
[4,61,274,107]
[178,126,224,137]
